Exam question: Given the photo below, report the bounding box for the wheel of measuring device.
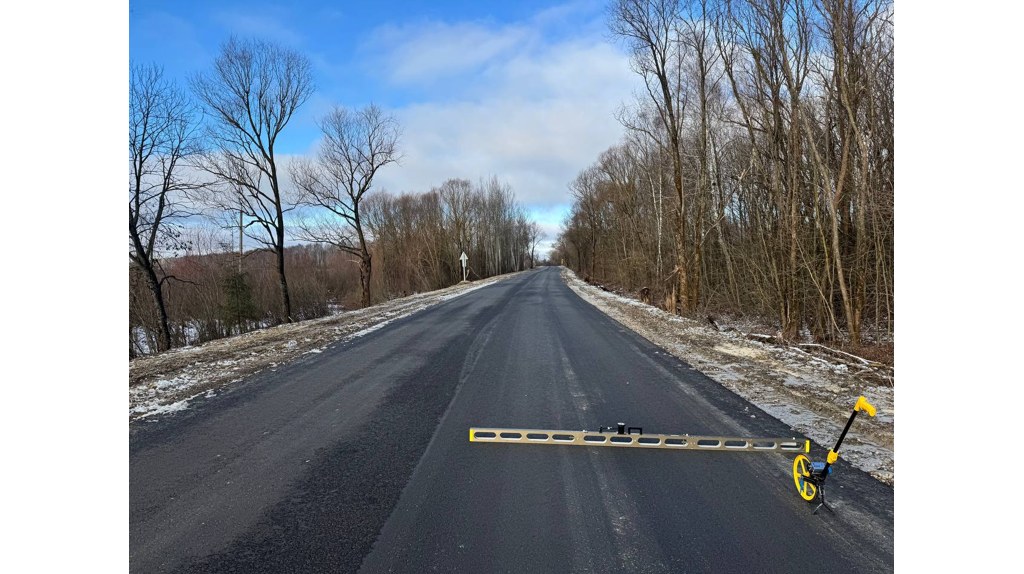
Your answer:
[792,455,817,502]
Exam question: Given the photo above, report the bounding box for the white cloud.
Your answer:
[366,21,535,85]
[367,15,638,232]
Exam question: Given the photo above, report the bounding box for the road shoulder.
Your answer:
[560,267,894,485]
[128,271,526,421]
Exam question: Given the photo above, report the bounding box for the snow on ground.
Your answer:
[562,268,895,485]
[129,271,527,422]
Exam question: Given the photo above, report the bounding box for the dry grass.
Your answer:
[849,342,895,367]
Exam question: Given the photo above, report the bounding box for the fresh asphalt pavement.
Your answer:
[130,266,894,573]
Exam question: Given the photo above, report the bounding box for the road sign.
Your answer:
[460,251,468,282]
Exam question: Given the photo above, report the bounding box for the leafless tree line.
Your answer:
[129,37,539,356]
[554,0,893,347]
[364,177,542,297]
[129,233,350,356]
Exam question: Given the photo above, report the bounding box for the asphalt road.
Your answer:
[130,266,894,573]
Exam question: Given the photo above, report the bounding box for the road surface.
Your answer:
[130,266,894,573]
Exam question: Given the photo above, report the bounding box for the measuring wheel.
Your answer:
[792,455,817,502]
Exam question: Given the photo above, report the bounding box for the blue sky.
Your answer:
[130,0,638,254]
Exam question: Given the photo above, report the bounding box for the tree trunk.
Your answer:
[142,263,171,352]
[590,234,598,280]
[276,244,292,323]
[715,217,740,307]
[359,254,372,308]
[675,215,690,314]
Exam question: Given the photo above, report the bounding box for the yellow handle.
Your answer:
[854,396,876,417]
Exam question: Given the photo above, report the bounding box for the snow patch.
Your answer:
[130,397,190,419]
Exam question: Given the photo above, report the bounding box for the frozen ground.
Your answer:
[562,268,895,485]
[129,272,524,422]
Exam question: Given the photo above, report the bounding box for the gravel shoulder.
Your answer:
[561,267,895,485]
[128,272,525,421]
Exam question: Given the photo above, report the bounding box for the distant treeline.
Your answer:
[129,177,541,357]
[130,244,349,356]
[553,0,894,347]
[366,177,542,296]
[130,37,540,356]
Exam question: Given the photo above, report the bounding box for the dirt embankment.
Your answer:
[562,268,895,485]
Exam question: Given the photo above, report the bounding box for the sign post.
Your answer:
[460,251,469,282]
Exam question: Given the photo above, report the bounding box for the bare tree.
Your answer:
[528,222,544,269]
[802,0,893,346]
[129,64,199,352]
[557,0,894,350]
[292,104,402,307]
[568,165,608,279]
[610,0,697,313]
[438,178,476,257]
[191,37,314,323]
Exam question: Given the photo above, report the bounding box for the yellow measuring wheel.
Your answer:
[792,396,876,513]
[792,454,817,501]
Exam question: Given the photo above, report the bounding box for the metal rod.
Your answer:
[822,409,859,475]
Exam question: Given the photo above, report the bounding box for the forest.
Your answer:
[553,0,893,349]
[129,40,540,356]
